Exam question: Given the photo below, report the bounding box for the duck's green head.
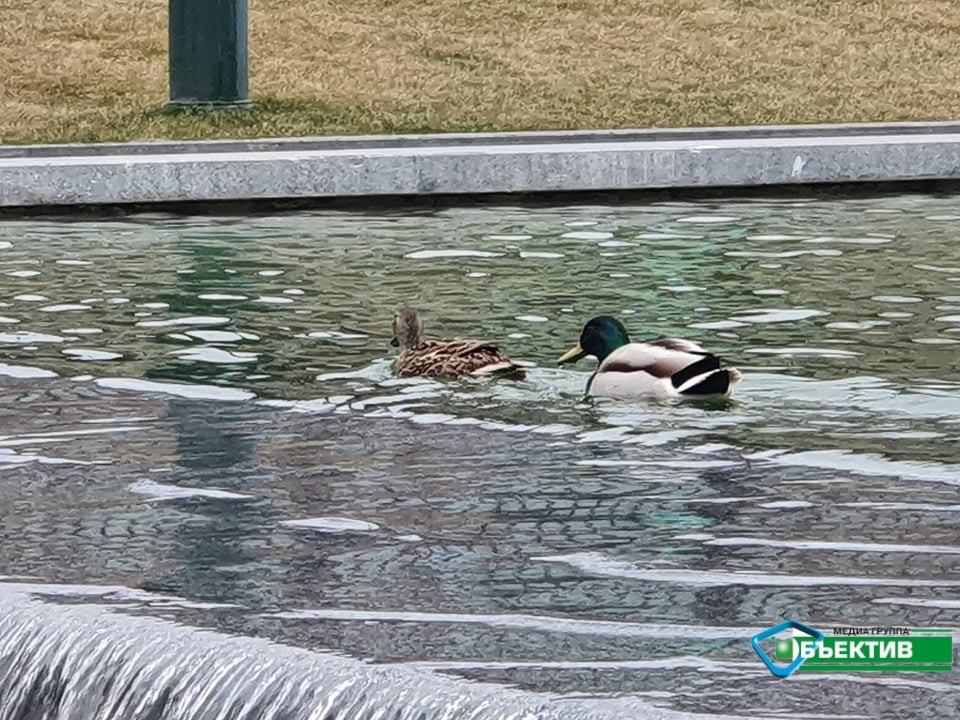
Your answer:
[558,315,631,365]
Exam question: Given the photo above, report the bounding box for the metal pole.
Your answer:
[167,0,251,108]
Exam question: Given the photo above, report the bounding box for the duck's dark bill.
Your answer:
[558,343,586,364]
[389,337,399,347]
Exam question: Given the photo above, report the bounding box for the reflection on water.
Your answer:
[2,195,960,718]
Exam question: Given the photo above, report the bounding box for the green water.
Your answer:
[1,193,959,719]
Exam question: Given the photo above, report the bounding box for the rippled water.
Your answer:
[2,194,960,718]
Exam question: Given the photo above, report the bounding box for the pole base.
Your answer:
[165,99,254,111]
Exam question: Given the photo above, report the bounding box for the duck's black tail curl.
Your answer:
[679,368,743,396]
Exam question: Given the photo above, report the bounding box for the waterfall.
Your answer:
[0,583,694,720]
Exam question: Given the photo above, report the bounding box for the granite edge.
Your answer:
[3,125,960,208]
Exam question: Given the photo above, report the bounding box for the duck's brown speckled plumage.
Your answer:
[391,307,524,379]
[396,339,519,377]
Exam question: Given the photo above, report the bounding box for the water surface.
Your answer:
[1,194,960,718]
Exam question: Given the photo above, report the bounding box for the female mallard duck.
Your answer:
[558,315,742,399]
[391,307,525,379]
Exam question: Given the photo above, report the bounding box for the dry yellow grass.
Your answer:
[2,0,960,143]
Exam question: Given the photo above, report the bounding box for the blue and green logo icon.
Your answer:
[751,619,824,678]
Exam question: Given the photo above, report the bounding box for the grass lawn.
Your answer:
[2,0,960,144]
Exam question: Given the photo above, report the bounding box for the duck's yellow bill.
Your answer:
[558,343,586,364]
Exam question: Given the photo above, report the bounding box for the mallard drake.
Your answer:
[558,315,742,399]
[390,307,525,379]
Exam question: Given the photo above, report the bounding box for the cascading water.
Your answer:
[0,584,695,720]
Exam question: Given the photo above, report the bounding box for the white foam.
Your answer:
[38,304,91,313]
[534,552,957,587]
[676,215,740,224]
[0,363,57,379]
[486,234,533,241]
[280,517,379,534]
[405,249,503,259]
[804,236,892,245]
[826,320,890,330]
[726,249,842,258]
[519,251,564,259]
[660,285,702,293]
[688,320,747,330]
[873,597,960,610]
[408,413,457,425]
[872,295,923,304]
[96,377,254,401]
[62,349,123,361]
[257,398,338,415]
[561,231,614,240]
[838,501,960,512]
[0,331,67,344]
[137,316,231,328]
[305,330,368,340]
[758,500,816,509]
[0,448,106,466]
[734,308,827,324]
[264,607,757,640]
[638,232,704,241]
[185,330,245,343]
[129,479,253,502]
[0,427,142,444]
[757,448,960,485]
[745,347,861,358]
[747,234,806,241]
[170,347,259,364]
[408,657,748,674]
[197,294,248,301]
[704,536,960,555]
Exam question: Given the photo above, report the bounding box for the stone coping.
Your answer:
[2,122,960,208]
